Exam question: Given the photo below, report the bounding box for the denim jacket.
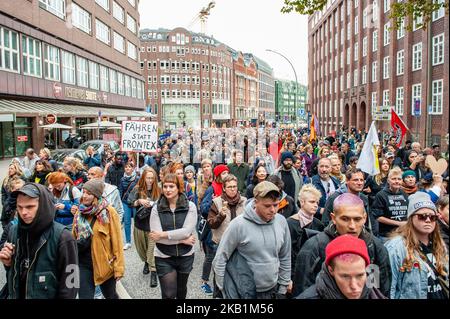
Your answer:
[385,236,429,299]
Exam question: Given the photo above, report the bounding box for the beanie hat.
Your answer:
[402,170,417,180]
[201,158,213,167]
[213,164,229,178]
[280,151,294,163]
[407,192,436,218]
[325,235,370,267]
[83,179,105,199]
[184,165,195,174]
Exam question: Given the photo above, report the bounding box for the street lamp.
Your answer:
[266,49,298,125]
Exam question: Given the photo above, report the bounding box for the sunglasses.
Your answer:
[415,214,438,222]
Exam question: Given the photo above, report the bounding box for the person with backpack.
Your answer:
[0,183,78,299]
[47,172,81,226]
[72,179,124,299]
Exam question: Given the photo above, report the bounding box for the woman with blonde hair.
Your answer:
[363,158,390,206]
[128,167,161,287]
[47,171,82,226]
[63,156,88,190]
[1,163,25,228]
[385,192,449,299]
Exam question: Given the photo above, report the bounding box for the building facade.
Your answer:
[308,0,448,146]
[139,27,234,129]
[233,52,258,126]
[246,54,276,124]
[275,80,308,125]
[0,0,146,158]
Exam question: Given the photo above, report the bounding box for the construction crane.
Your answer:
[187,1,215,34]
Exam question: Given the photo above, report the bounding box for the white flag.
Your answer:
[356,121,380,176]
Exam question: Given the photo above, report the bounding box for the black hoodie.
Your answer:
[292,223,391,298]
[297,263,387,299]
[9,183,78,299]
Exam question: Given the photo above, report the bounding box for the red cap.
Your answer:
[325,235,370,266]
[213,164,229,178]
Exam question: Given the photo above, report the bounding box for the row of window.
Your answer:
[0,26,144,99]
[141,60,232,75]
[38,1,137,60]
[311,0,445,31]
[140,44,229,61]
[148,75,231,86]
[39,0,137,32]
[368,80,443,116]
[152,89,231,101]
[313,34,445,84]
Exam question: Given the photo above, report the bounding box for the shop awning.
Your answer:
[0,99,156,118]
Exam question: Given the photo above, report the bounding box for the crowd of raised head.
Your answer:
[0,127,448,300]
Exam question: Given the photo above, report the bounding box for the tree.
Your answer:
[281,0,449,30]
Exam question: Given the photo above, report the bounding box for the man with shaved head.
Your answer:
[292,193,391,298]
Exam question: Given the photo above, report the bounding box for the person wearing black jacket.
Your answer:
[292,193,391,297]
[287,185,324,282]
[297,235,386,299]
[322,168,375,234]
[266,175,297,219]
[0,183,78,299]
[128,167,161,287]
[105,152,125,188]
[363,158,390,206]
[149,173,197,299]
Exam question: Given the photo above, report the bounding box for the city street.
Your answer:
[0,159,210,299]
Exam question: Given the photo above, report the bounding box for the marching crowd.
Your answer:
[0,125,448,300]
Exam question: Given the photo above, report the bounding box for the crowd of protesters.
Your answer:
[0,124,448,300]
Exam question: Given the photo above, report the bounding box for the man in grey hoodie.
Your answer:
[212,181,291,299]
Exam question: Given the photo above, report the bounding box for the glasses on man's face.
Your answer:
[415,214,438,222]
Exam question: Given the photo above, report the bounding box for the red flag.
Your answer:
[391,108,409,147]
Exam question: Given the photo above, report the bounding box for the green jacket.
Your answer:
[227,163,250,195]
[6,223,78,299]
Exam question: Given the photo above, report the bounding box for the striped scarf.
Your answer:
[73,197,110,240]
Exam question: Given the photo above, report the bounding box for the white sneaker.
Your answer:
[123,243,131,250]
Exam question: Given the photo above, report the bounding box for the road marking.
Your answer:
[116,280,132,299]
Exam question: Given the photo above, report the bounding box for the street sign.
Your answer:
[46,114,57,124]
[413,99,421,117]
[17,135,28,142]
[298,108,305,117]
[428,105,432,113]
[372,105,391,121]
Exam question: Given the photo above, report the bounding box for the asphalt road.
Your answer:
[0,158,211,299]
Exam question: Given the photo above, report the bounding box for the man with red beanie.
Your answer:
[297,235,386,299]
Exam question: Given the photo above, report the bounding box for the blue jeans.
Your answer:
[122,201,134,244]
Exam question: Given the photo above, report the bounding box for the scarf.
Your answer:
[73,197,110,240]
[221,192,241,220]
[298,209,314,228]
[123,170,137,181]
[402,182,418,195]
[212,181,223,197]
[278,192,289,210]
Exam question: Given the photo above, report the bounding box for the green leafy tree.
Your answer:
[281,0,449,30]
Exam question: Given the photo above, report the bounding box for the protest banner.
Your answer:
[121,121,158,153]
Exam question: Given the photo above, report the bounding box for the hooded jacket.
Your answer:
[6,183,78,299]
[274,166,303,205]
[297,263,387,299]
[103,183,124,223]
[292,223,391,297]
[213,199,291,294]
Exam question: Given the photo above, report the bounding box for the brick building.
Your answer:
[139,27,234,129]
[0,0,146,158]
[308,0,448,146]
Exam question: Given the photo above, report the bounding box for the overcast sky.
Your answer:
[139,0,309,84]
